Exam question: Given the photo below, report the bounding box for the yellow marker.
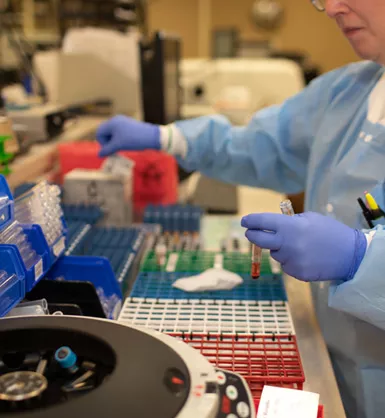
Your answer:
[365,192,379,211]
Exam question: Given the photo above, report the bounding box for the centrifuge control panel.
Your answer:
[215,369,255,418]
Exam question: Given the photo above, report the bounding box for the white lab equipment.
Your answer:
[180,58,304,120]
[33,28,142,117]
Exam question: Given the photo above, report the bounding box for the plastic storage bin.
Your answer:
[46,255,123,320]
[0,175,67,316]
[0,246,26,316]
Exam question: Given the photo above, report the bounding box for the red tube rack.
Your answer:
[254,401,324,418]
[168,333,305,400]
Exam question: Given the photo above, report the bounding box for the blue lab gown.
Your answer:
[173,61,385,418]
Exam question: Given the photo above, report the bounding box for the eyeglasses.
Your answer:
[311,0,325,11]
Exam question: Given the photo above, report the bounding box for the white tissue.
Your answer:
[173,268,243,292]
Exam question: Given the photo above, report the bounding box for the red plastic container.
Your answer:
[254,400,324,418]
[58,142,178,218]
[168,333,305,400]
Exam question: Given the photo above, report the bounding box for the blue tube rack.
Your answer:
[0,176,67,317]
[143,204,203,233]
[62,204,104,225]
[129,271,287,301]
[68,226,146,291]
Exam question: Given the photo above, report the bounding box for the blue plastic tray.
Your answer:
[0,245,26,316]
[22,224,51,292]
[71,226,145,274]
[129,272,287,301]
[47,255,123,319]
[0,177,68,316]
[0,175,14,231]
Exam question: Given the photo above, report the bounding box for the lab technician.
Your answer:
[97,0,385,416]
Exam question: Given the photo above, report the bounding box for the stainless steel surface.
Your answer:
[284,276,346,418]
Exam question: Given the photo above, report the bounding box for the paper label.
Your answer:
[166,253,179,272]
[257,386,319,418]
[34,259,43,282]
[53,237,65,257]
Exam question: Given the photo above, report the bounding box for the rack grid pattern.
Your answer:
[168,333,304,400]
[118,298,294,335]
[141,250,276,275]
[130,271,286,301]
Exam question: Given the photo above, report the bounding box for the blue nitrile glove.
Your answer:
[96,115,161,157]
[241,212,367,282]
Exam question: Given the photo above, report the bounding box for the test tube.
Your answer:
[18,299,49,314]
[0,222,39,269]
[15,182,64,246]
[251,244,262,279]
[155,237,167,266]
[54,346,78,374]
[280,199,295,216]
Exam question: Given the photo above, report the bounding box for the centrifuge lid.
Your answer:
[0,316,192,418]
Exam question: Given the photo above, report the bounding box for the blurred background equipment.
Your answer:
[251,0,284,31]
[140,31,181,125]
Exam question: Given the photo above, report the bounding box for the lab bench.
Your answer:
[202,214,346,418]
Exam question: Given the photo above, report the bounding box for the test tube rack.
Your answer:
[119,298,294,335]
[0,176,68,317]
[130,271,287,301]
[143,204,203,233]
[117,227,313,405]
[168,333,305,401]
[141,250,275,275]
[66,225,146,296]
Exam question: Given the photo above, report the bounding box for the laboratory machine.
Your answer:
[0,315,255,418]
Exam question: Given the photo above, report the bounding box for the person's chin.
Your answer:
[349,40,378,61]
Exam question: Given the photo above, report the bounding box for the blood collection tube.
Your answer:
[155,237,167,266]
[251,244,262,279]
[280,199,295,216]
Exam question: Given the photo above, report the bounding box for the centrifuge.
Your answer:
[0,316,255,418]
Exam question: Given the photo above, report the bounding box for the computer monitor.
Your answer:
[140,31,181,125]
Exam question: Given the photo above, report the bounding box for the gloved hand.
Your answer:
[96,115,161,157]
[241,212,367,282]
